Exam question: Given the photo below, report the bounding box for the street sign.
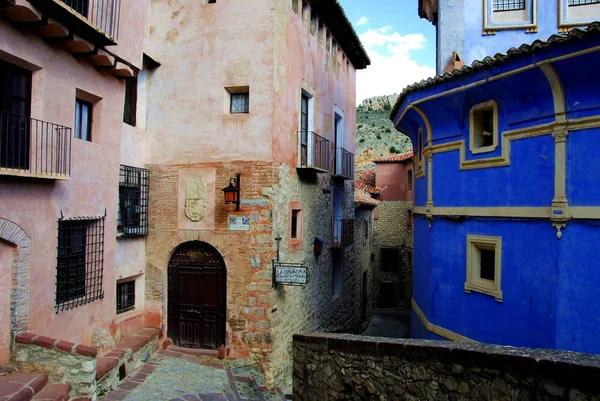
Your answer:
[273,261,307,286]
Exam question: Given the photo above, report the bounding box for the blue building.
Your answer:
[419,0,600,73]
[391,22,600,353]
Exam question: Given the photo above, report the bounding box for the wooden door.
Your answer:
[167,242,226,350]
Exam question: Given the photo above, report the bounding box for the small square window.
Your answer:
[291,209,300,239]
[230,92,249,114]
[207,0,216,3]
[116,280,135,314]
[469,100,498,154]
[74,99,92,141]
[465,235,503,301]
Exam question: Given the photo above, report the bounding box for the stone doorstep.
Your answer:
[0,373,48,401]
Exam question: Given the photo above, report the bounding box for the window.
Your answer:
[469,100,498,154]
[569,0,600,5]
[0,59,32,170]
[332,249,342,296]
[407,169,413,190]
[116,280,135,314]
[230,92,249,114]
[123,77,137,126]
[291,210,300,239]
[493,0,525,11]
[560,0,600,29]
[407,210,413,229]
[465,235,503,301]
[380,247,400,272]
[483,0,535,32]
[74,99,92,141]
[56,216,105,312]
[289,201,303,251]
[207,0,216,3]
[118,165,149,237]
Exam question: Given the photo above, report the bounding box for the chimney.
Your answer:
[444,52,465,74]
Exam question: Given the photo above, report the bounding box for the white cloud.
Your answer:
[356,16,369,26]
[356,27,436,106]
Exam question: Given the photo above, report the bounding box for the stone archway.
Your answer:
[0,218,30,333]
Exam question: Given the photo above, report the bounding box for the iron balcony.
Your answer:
[297,130,330,173]
[0,110,71,179]
[331,218,354,248]
[333,147,354,180]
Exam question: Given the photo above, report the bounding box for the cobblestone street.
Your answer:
[101,350,286,401]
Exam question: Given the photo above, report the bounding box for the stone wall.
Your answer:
[13,332,97,399]
[146,161,277,370]
[373,201,413,308]
[270,165,368,391]
[293,332,600,401]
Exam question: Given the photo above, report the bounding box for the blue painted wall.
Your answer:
[435,0,596,73]
[395,33,600,354]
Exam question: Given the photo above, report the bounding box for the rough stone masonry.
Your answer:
[293,332,600,401]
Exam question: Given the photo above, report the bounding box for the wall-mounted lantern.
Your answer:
[222,173,241,210]
[314,237,324,259]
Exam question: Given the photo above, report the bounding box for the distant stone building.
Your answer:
[419,0,600,74]
[391,20,600,353]
[355,151,414,310]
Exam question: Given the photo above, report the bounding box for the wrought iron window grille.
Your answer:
[116,280,135,314]
[568,0,600,5]
[118,165,149,238]
[493,0,526,11]
[56,211,106,313]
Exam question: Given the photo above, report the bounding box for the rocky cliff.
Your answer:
[356,94,412,169]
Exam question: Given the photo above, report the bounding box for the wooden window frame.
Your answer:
[465,235,503,302]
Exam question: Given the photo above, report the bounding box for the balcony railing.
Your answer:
[298,130,330,172]
[0,110,71,179]
[60,0,121,40]
[334,147,354,180]
[331,218,354,248]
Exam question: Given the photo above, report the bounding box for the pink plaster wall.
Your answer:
[375,161,414,202]
[272,2,358,167]
[0,8,146,347]
[0,240,14,366]
[144,0,276,165]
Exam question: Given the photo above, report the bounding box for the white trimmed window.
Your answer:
[483,0,536,32]
[465,235,503,301]
[469,100,499,154]
[560,0,600,30]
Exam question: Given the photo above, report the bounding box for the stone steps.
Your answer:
[32,383,71,401]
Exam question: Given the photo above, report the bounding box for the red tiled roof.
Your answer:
[373,151,414,163]
[354,168,379,195]
[355,190,379,208]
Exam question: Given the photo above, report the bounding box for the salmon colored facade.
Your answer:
[0,0,149,367]
[0,0,369,392]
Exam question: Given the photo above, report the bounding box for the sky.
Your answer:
[337,0,437,105]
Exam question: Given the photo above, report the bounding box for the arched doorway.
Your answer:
[167,241,226,350]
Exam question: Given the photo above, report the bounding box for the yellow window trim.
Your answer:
[469,100,499,155]
[465,235,503,302]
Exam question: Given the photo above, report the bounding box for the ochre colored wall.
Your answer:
[375,161,413,202]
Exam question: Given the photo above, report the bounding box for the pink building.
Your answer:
[0,0,370,395]
[0,0,152,394]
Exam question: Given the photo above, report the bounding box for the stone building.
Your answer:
[143,0,369,390]
[0,0,370,396]
[355,152,414,310]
